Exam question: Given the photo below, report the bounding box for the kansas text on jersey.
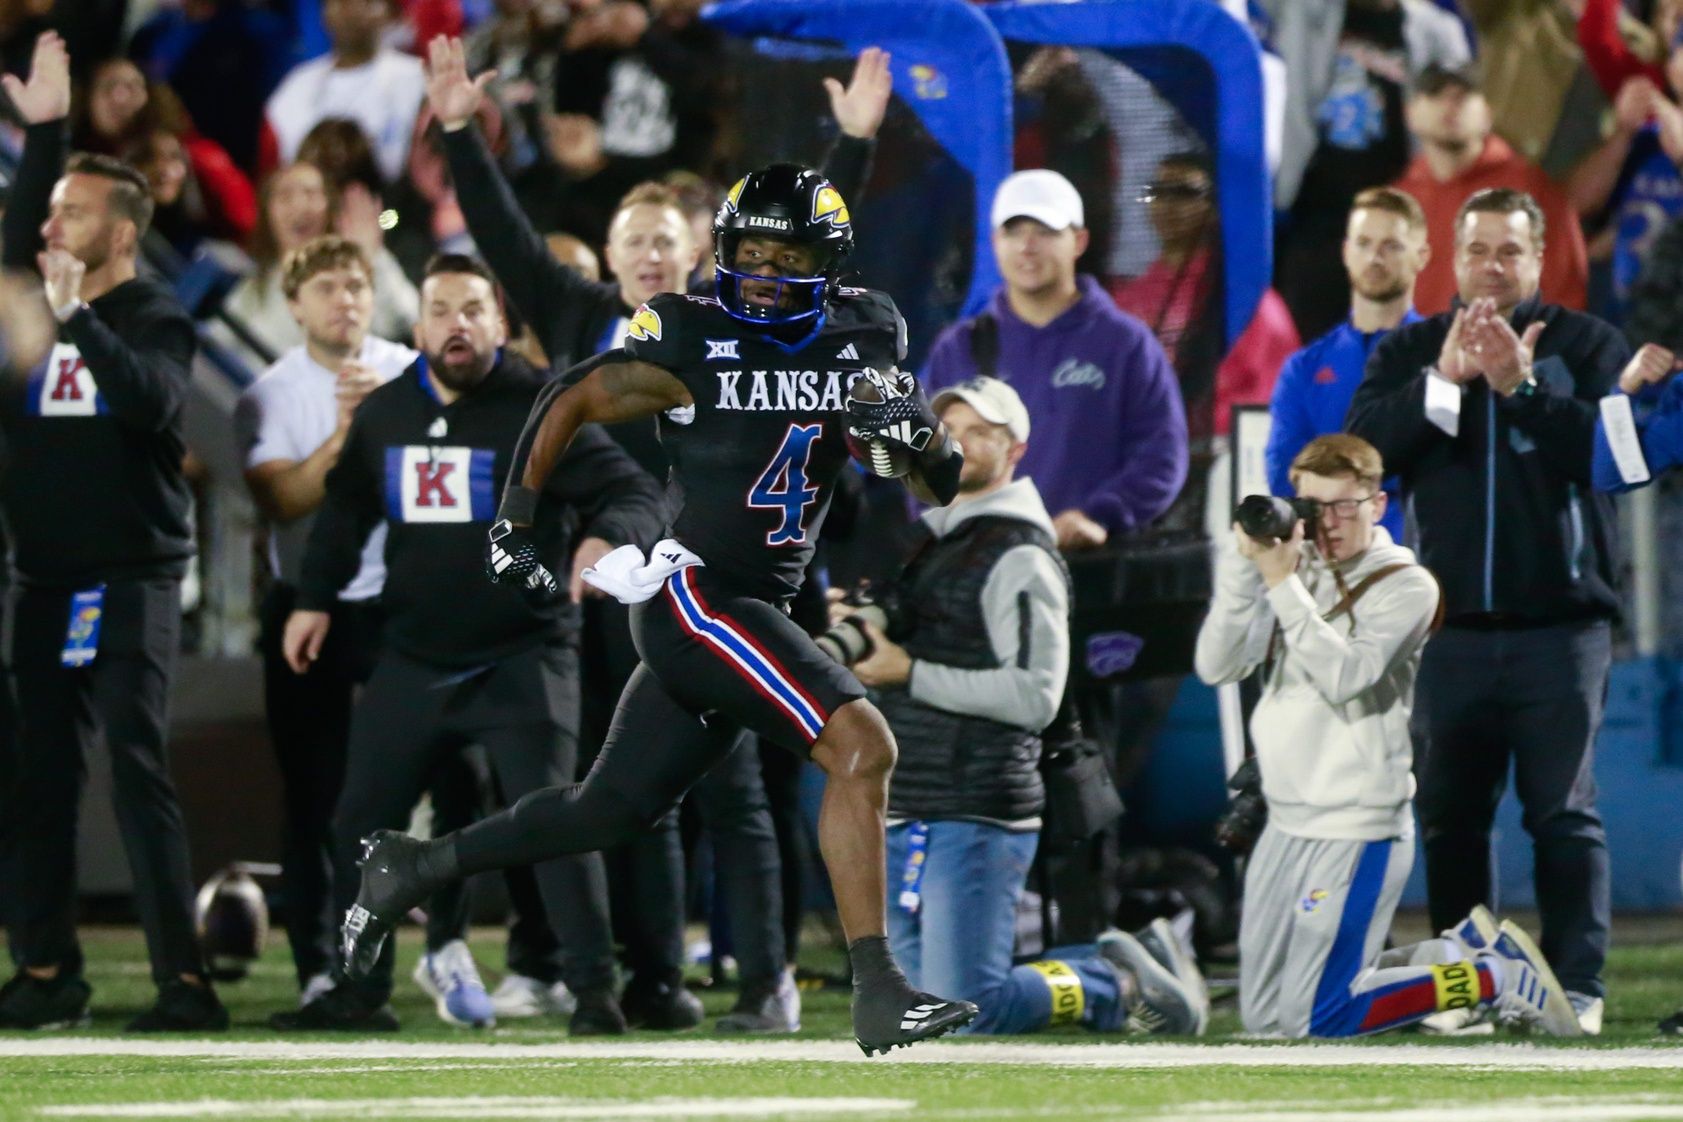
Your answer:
[623,288,908,601]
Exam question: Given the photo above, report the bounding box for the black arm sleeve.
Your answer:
[913,435,964,506]
[544,423,666,550]
[441,124,600,360]
[820,134,876,209]
[1,121,63,270]
[63,302,195,432]
[296,419,383,611]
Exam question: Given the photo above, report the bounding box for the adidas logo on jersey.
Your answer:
[714,369,864,413]
[837,343,860,361]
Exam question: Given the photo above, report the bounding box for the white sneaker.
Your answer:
[1442,904,1499,959]
[1096,928,1202,1036]
[488,974,577,1019]
[412,939,496,1028]
[1135,917,1209,1035]
[299,972,335,1009]
[1421,906,1501,1035]
[1568,991,1605,1035]
[1418,1005,1495,1035]
[717,968,801,1034]
[1486,920,1582,1037]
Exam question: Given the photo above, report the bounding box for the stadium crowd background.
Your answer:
[3,0,1683,1036]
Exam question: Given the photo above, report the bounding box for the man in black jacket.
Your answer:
[273,254,664,1031]
[0,31,224,1032]
[1347,187,1626,1034]
[422,34,889,1032]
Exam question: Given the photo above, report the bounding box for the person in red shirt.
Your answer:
[1394,63,1588,315]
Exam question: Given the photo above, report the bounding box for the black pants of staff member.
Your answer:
[583,598,785,994]
[259,585,383,988]
[0,620,17,967]
[263,588,485,990]
[1413,620,1613,999]
[6,579,203,985]
[332,644,616,1001]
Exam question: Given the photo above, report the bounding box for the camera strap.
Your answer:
[1262,562,1429,681]
[967,312,1000,379]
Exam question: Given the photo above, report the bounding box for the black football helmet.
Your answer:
[714,163,854,327]
[194,864,269,982]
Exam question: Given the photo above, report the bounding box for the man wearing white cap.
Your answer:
[922,169,1188,553]
[836,377,1206,1038]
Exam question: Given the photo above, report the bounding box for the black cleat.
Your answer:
[125,979,229,1033]
[621,976,705,1031]
[568,988,628,1037]
[852,977,977,1056]
[342,831,435,979]
[0,972,91,1030]
[1660,1008,1683,1036]
[270,980,400,1032]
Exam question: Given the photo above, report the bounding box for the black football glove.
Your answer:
[846,368,937,454]
[486,518,560,603]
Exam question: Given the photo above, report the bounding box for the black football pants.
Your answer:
[331,644,615,1001]
[6,579,203,986]
[582,597,785,991]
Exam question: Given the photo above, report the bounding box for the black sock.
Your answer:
[848,935,908,992]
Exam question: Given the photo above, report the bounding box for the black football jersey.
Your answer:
[622,288,907,601]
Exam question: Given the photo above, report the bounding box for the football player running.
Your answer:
[341,162,978,1054]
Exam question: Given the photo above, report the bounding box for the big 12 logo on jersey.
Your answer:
[385,445,498,523]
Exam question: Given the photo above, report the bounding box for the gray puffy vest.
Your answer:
[881,515,1070,824]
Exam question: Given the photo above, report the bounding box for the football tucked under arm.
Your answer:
[845,368,935,478]
[845,367,962,504]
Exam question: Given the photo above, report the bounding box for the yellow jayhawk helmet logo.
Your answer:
[723,176,747,215]
[812,185,851,229]
[627,304,662,342]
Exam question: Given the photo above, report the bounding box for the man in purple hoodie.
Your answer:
[922,169,1189,551]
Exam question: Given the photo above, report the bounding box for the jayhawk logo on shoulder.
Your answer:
[812,185,850,229]
[628,304,663,342]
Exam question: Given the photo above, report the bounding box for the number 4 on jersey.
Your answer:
[750,423,823,546]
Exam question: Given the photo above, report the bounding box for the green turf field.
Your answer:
[1,924,1680,1121]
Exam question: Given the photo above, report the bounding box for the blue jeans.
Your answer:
[886,821,1124,1034]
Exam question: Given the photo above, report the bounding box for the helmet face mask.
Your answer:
[714,164,854,327]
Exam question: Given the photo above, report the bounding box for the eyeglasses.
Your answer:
[1317,495,1377,520]
[1138,182,1211,203]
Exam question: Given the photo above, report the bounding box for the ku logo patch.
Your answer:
[628,304,663,342]
[385,445,497,523]
[812,185,850,229]
[1301,889,1330,914]
[1314,366,1338,385]
[705,338,740,361]
[29,343,106,418]
[909,64,947,100]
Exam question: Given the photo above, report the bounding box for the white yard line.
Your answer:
[1,1038,1681,1070]
[1155,1104,1683,1122]
[36,1096,914,1119]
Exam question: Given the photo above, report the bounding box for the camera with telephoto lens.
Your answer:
[816,584,911,665]
[1233,494,1321,540]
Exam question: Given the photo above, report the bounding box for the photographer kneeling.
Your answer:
[833,378,1205,1036]
[1195,435,1579,1038]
